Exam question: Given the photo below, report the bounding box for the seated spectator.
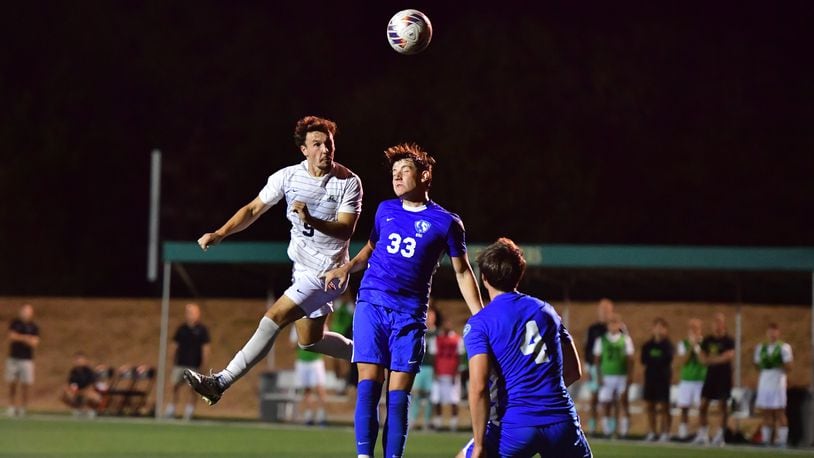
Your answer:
[60,352,100,417]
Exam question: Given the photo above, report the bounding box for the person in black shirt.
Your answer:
[5,304,39,417]
[641,318,674,442]
[60,352,100,417]
[583,298,614,435]
[692,312,735,446]
[165,303,211,419]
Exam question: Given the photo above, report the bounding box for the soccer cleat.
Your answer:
[691,432,709,446]
[711,431,725,447]
[643,432,657,442]
[183,369,224,406]
[659,433,671,443]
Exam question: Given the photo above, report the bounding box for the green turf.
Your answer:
[0,416,806,457]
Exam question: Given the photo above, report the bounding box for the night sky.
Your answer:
[1,2,812,297]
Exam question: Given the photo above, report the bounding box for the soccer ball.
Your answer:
[386,9,433,55]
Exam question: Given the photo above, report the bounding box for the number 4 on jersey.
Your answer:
[521,321,550,364]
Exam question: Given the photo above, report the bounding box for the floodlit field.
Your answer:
[0,416,808,458]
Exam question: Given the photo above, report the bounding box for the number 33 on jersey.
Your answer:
[358,199,467,316]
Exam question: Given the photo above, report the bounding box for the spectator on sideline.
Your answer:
[641,318,674,442]
[60,351,100,417]
[754,322,792,447]
[327,288,355,393]
[290,327,327,425]
[593,312,634,438]
[6,304,39,417]
[410,305,438,431]
[583,298,614,435]
[165,303,210,420]
[675,318,706,440]
[692,312,735,446]
[431,313,465,432]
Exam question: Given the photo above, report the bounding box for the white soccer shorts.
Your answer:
[283,265,346,319]
[598,375,627,403]
[431,375,461,405]
[676,380,704,408]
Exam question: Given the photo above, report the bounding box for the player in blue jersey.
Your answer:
[325,143,483,458]
[458,238,592,458]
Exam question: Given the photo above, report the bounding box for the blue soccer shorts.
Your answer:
[462,420,592,458]
[351,300,427,373]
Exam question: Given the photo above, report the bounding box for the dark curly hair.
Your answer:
[384,142,436,186]
[293,116,337,147]
[476,238,527,291]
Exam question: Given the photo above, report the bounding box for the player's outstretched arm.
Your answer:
[198,197,270,250]
[323,240,375,290]
[450,256,483,315]
[467,353,491,458]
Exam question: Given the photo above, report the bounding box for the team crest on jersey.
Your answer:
[414,220,431,237]
[463,324,471,337]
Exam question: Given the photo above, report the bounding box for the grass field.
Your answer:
[0,416,809,457]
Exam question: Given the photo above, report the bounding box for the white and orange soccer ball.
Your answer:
[386,9,432,55]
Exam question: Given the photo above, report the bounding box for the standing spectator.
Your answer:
[327,289,355,394]
[165,303,210,420]
[290,327,327,425]
[6,304,39,417]
[675,318,706,440]
[410,305,438,431]
[754,322,792,447]
[60,351,100,417]
[431,314,465,431]
[641,318,674,442]
[692,312,735,446]
[583,298,614,435]
[593,312,634,438]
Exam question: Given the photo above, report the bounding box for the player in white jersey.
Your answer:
[753,322,793,447]
[184,116,363,406]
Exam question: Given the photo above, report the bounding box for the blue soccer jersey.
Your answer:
[358,199,466,317]
[463,292,579,427]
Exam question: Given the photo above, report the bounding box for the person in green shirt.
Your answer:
[753,322,793,447]
[592,313,634,438]
[675,318,706,440]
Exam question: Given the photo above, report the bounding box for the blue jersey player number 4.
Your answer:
[458,238,592,458]
[325,143,483,458]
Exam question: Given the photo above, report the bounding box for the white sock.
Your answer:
[300,331,353,360]
[777,426,788,445]
[678,422,688,439]
[316,408,326,423]
[303,409,313,423]
[183,403,194,420]
[450,416,459,431]
[761,426,771,445]
[602,416,611,435]
[164,404,175,417]
[218,317,280,387]
[620,416,630,437]
[696,426,708,439]
[433,415,442,428]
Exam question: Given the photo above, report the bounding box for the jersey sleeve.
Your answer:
[624,335,635,355]
[369,203,383,243]
[201,326,211,344]
[559,323,573,343]
[445,217,466,258]
[782,343,793,363]
[258,169,287,205]
[457,338,466,355]
[339,174,363,214]
[753,345,762,364]
[592,338,602,357]
[463,320,489,357]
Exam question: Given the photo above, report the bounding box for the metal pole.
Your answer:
[155,261,171,419]
[147,150,162,282]
[735,303,742,388]
[808,271,814,446]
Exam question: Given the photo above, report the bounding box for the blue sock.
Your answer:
[355,380,383,456]
[384,390,411,458]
